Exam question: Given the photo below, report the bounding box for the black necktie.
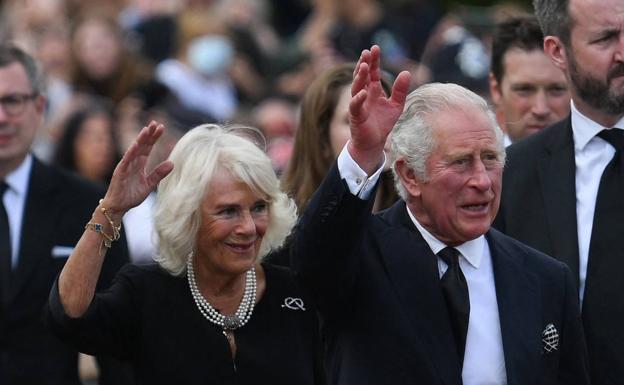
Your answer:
[587,129,624,266]
[438,247,470,365]
[0,181,11,305]
[584,130,624,316]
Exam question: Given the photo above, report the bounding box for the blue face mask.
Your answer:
[187,35,234,77]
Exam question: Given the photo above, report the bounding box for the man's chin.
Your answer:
[525,125,546,135]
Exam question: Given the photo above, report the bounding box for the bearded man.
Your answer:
[493,1,624,384]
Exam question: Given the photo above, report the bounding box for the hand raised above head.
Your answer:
[348,45,411,175]
[101,121,174,220]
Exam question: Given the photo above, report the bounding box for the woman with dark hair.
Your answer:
[281,62,398,214]
[53,102,121,184]
[69,9,152,107]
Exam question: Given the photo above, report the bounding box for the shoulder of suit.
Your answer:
[489,228,566,271]
[502,119,572,182]
[32,158,106,197]
[505,118,570,160]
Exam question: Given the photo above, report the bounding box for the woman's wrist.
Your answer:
[97,198,126,225]
[84,199,124,249]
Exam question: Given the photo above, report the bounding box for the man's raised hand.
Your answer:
[348,45,411,175]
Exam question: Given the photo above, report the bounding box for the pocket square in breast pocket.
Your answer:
[542,323,559,353]
[51,245,74,258]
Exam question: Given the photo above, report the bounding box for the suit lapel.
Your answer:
[537,117,580,285]
[11,159,59,300]
[488,230,541,385]
[378,202,462,384]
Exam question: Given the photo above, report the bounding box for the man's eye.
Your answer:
[593,32,617,44]
[2,96,21,106]
[513,87,534,95]
[548,86,568,96]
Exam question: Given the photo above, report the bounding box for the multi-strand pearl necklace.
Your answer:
[187,252,257,333]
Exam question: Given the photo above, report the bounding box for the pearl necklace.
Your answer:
[187,252,257,332]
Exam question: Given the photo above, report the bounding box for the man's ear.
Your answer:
[394,159,423,198]
[488,72,502,106]
[544,36,568,72]
[34,94,46,115]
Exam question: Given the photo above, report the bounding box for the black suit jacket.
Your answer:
[293,163,589,385]
[494,116,624,385]
[0,157,129,385]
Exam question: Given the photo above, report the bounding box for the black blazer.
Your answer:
[0,158,129,385]
[293,163,589,385]
[494,116,624,385]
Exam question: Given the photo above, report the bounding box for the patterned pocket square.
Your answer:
[542,323,559,353]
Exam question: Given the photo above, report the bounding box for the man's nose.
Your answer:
[469,161,493,191]
[0,104,10,122]
[531,90,550,117]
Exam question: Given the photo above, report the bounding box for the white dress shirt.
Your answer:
[3,154,33,268]
[503,133,513,148]
[337,144,507,385]
[571,102,624,303]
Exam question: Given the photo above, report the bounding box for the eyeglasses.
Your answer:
[0,93,38,117]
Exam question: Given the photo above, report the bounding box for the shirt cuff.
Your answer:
[337,142,385,200]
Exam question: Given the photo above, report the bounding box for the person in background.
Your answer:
[489,15,569,146]
[46,122,324,384]
[53,100,121,184]
[281,63,398,215]
[69,7,152,108]
[494,0,624,383]
[251,98,297,175]
[0,43,129,385]
[154,10,238,128]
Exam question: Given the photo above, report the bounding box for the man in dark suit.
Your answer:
[292,45,589,385]
[493,1,624,384]
[0,44,129,384]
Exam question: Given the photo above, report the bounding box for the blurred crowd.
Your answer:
[0,0,529,177]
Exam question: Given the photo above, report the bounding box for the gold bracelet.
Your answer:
[85,222,115,248]
[98,199,122,243]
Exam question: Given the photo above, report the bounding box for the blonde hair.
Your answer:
[153,124,297,275]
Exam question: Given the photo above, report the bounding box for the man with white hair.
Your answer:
[292,45,589,385]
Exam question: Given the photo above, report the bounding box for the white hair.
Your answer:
[390,83,505,200]
[153,124,297,275]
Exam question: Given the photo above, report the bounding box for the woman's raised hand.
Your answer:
[101,121,174,219]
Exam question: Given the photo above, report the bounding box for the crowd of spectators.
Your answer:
[0,0,528,171]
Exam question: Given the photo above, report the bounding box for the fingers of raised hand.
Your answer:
[136,121,164,150]
[352,61,369,97]
[146,160,174,189]
[118,121,164,173]
[369,45,381,83]
[390,71,412,107]
[353,48,372,77]
[349,89,368,125]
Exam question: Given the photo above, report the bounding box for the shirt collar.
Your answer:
[503,133,513,148]
[5,154,33,197]
[406,205,484,269]
[571,100,624,151]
